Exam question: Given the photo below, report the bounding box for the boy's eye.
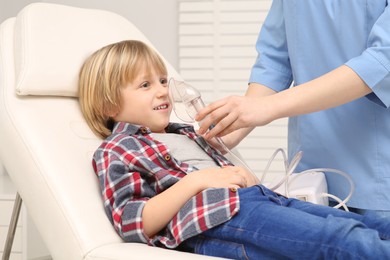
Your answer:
[140,82,150,88]
[160,78,168,85]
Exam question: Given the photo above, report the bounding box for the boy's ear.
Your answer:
[105,107,119,118]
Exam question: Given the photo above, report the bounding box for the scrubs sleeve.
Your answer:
[345,5,390,108]
[249,0,293,92]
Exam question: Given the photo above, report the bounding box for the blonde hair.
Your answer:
[78,40,167,139]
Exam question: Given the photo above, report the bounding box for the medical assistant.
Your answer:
[249,0,390,210]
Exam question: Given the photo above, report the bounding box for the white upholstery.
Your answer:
[0,3,222,260]
[14,3,182,97]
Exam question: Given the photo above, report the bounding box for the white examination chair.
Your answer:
[0,3,224,260]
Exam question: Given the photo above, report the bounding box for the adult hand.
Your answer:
[195,83,277,141]
[195,95,273,140]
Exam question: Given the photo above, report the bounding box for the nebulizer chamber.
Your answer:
[168,79,206,124]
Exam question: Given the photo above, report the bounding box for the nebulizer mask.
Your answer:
[168,78,260,183]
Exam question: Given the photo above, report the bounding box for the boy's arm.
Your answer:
[96,138,254,242]
[142,166,254,238]
[142,173,201,238]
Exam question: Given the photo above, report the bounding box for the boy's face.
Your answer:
[112,66,171,133]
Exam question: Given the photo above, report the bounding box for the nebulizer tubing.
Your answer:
[168,79,354,209]
[260,148,302,190]
[297,168,355,211]
[260,148,354,211]
[168,78,260,183]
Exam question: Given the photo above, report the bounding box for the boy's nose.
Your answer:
[157,84,168,96]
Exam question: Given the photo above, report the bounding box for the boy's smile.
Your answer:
[153,103,169,111]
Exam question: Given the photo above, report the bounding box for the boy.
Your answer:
[79,40,390,259]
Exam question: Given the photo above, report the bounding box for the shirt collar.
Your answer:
[112,121,195,136]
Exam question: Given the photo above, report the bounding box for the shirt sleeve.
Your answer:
[94,135,199,246]
[249,0,293,92]
[94,151,149,243]
[345,4,390,108]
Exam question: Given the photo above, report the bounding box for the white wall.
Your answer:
[0,0,179,69]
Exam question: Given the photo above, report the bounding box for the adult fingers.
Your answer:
[195,97,228,122]
[196,97,237,135]
[203,112,242,139]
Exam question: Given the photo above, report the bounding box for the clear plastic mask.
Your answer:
[168,78,205,123]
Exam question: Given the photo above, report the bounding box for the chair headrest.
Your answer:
[14,3,177,97]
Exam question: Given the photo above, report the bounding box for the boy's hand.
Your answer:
[190,166,258,191]
[143,166,257,237]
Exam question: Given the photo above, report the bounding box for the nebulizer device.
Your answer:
[168,78,355,210]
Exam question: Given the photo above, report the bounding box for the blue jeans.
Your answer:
[182,185,390,259]
[329,201,390,218]
[351,207,390,218]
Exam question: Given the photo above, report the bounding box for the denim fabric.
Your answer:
[349,207,390,219]
[329,200,390,219]
[183,185,390,259]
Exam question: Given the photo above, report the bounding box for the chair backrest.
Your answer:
[0,3,195,260]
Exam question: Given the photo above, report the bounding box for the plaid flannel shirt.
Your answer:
[93,121,240,248]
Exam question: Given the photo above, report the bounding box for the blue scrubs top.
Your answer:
[249,0,390,210]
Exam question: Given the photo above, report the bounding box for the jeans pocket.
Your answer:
[193,235,249,260]
[258,185,284,205]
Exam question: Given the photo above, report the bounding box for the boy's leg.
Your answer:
[275,187,390,240]
[330,200,390,219]
[184,185,390,259]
